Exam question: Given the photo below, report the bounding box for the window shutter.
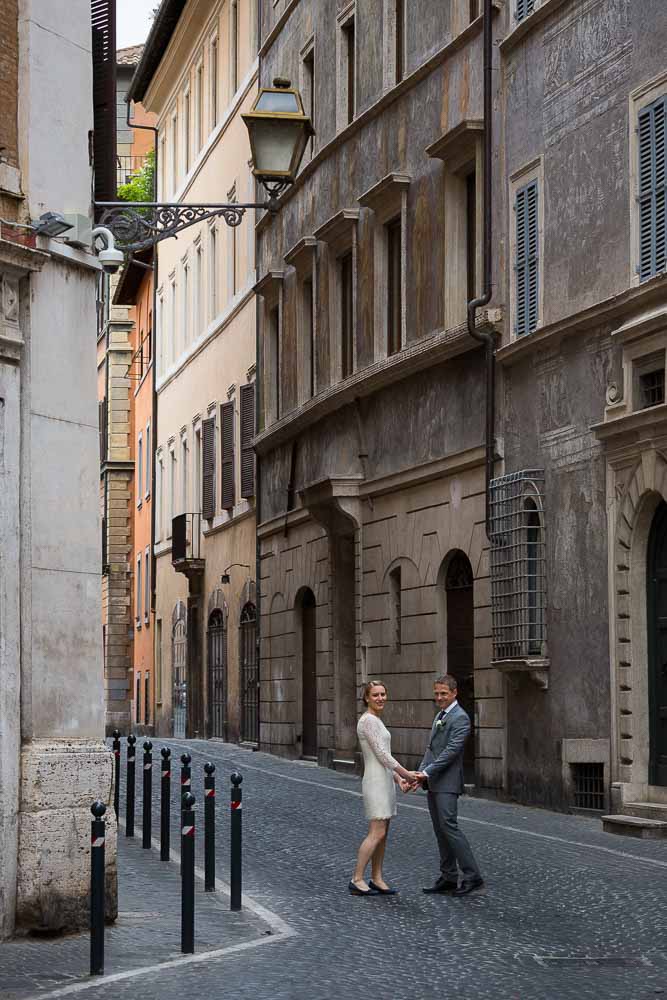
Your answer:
[91,0,117,207]
[98,398,107,462]
[639,98,667,281]
[240,382,255,499]
[515,180,538,336]
[516,0,535,21]
[201,417,216,519]
[221,401,235,510]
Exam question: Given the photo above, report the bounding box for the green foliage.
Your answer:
[117,149,155,204]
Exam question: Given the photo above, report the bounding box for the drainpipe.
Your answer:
[466,0,495,539]
[254,291,262,739]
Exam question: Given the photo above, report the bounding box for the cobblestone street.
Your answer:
[2,740,666,1000]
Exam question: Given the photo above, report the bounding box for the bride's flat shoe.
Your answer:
[368,880,398,895]
[348,880,377,896]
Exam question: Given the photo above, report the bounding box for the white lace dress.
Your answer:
[357,712,398,820]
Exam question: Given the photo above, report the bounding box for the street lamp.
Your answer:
[94,78,313,254]
[242,78,314,196]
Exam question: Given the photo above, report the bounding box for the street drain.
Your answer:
[534,956,650,968]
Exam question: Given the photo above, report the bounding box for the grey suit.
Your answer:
[419,703,481,883]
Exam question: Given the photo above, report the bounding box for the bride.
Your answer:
[349,680,418,896]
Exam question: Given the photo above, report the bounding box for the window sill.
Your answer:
[491,657,549,690]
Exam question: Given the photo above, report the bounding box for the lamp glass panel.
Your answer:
[256,90,300,113]
[251,120,304,175]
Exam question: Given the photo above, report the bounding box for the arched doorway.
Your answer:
[207,608,227,739]
[297,588,318,759]
[647,500,667,786]
[445,551,475,784]
[239,602,258,744]
[172,602,187,738]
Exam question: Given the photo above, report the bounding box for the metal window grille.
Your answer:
[571,762,605,811]
[490,470,546,660]
[516,0,536,21]
[640,368,665,408]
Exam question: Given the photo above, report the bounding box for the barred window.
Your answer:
[490,471,546,660]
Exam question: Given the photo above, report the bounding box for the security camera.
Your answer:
[91,226,124,275]
[97,244,124,274]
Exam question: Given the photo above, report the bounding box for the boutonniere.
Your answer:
[435,718,446,730]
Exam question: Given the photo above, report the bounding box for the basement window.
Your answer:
[571,762,605,811]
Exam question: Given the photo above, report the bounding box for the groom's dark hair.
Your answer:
[434,674,457,691]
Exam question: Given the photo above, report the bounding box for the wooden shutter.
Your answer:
[516,0,535,21]
[201,417,216,519]
[639,97,667,281]
[240,383,255,499]
[221,401,235,510]
[515,180,538,336]
[91,0,117,207]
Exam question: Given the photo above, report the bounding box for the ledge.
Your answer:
[284,236,318,274]
[591,402,667,443]
[492,657,550,690]
[253,314,497,454]
[426,119,483,171]
[358,173,411,212]
[499,0,568,56]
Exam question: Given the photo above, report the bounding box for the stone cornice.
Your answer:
[361,444,487,499]
[0,237,48,274]
[253,314,497,454]
[358,173,411,212]
[591,403,667,445]
[496,272,667,368]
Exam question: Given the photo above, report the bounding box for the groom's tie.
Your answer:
[436,710,445,723]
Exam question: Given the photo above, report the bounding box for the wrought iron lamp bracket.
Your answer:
[94,198,281,252]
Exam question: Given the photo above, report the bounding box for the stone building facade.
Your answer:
[0,0,114,937]
[255,0,667,816]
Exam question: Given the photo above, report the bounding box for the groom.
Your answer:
[413,674,483,897]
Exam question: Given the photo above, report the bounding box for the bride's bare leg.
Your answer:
[352,820,387,888]
[370,821,389,887]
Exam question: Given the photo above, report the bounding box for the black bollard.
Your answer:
[230,772,243,911]
[90,800,106,976]
[112,730,121,820]
[126,735,136,837]
[180,752,191,805]
[160,747,171,862]
[204,763,215,892]
[142,740,153,849]
[181,792,196,954]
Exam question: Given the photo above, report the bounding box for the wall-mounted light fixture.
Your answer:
[221,563,250,585]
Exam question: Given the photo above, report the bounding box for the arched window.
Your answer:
[171,601,187,737]
[207,607,227,739]
[239,603,258,744]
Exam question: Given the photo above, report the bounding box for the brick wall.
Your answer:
[0,0,18,168]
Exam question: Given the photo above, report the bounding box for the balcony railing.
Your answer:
[172,512,203,566]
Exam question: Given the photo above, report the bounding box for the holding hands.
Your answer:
[398,771,426,793]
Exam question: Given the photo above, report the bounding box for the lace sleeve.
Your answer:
[358,714,399,771]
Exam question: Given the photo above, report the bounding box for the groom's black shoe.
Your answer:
[453,878,484,897]
[422,877,458,894]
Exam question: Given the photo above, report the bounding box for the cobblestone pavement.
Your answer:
[5,739,667,1000]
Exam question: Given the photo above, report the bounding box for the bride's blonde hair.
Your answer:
[362,679,388,705]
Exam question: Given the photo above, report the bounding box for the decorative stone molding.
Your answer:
[299,476,363,538]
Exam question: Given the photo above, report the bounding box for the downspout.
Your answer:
[255,291,262,742]
[125,100,160,613]
[467,0,495,539]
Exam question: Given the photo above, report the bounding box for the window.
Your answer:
[240,382,256,498]
[302,46,315,159]
[182,258,190,349]
[183,90,191,174]
[515,179,539,337]
[194,425,202,513]
[194,241,203,335]
[145,422,151,497]
[146,313,152,365]
[160,135,167,199]
[638,95,666,281]
[221,400,235,510]
[269,305,280,417]
[210,36,218,129]
[156,292,163,375]
[633,351,666,409]
[470,0,480,19]
[228,185,237,299]
[571,763,605,811]
[395,0,404,84]
[170,276,177,364]
[344,17,355,124]
[490,470,546,661]
[144,672,150,725]
[340,251,354,378]
[136,674,141,722]
[196,63,204,153]
[231,0,239,95]
[516,0,535,21]
[303,277,315,396]
[181,435,189,512]
[144,548,150,624]
[170,111,178,193]
[136,554,142,626]
[466,170,477,302]
[168,449,176,536]
[209,225,217,319]
[201,416,216,519]
[137,433,143,506]
[155,619,162,702]
[386,217,402,356]
[156,454,164,540]
[390,566,401,651]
